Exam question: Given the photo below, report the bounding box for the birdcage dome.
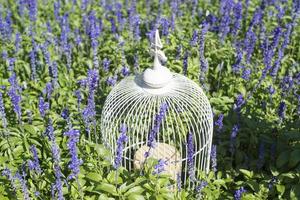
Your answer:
[101,30,213,185]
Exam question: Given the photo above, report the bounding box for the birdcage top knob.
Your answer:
[142,29,172,88]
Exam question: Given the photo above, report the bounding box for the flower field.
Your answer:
[0,0,300,199]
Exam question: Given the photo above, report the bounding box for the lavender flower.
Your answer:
[43,82,53,100]
[183,51,188,76]
[219,0,234,42]
[114,124,128,169]
[54,1,60,21]
[234,186,246,200]
[280,76,293,95]
[190,30,198,46]
[28,145,42,174]
[110,17,117,34]
[2,168,17,192]
[15,33,21,54]
[244,29,257,64]
[234,94,245,111]
[0,91,7,128]
[153,159,166,175]
[211,145,217,172]
[38,97,49,118]
[278,101,286,120]
[28,0,37,22]
[51,61,58,86]
[241,68,251,80]
[8,73,22,121]
[15,171,30,200]
[232,1,242,37]
[121,66,130,76]
[195,181,208,193]
[102,58,111,72]
[232,42,243,73]
[215,114,224,131]
[106,75,118,86]
[64,129,82,180]
[187,132,195,181]
[230,124,239,154]
[199,22,209,84]
[147,103,168,148]
[160,18,170,36]
[268,85,275,95]
[74,29,82,46]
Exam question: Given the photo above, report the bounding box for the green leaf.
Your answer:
[288,149,300,168]
[94,183,118,196]
[127,194,145,200]
[276,185,285,195]
[85,172,102,182]
[124,186,144,196]
[239,169,253,179]
[276,151,290,168]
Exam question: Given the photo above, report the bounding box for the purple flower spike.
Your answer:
[64,129,82,180]
[234,186,247,200]
[211,144,217,172]
[187,132,195,181]
[147,102,168,148]
[114,124,128,169]
[38,97,49,118]
[28,145,42,174]
[153,159,166,175]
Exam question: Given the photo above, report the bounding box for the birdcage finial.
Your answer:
[142,29,172,89]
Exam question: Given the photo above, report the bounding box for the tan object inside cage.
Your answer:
[134,142,181,180]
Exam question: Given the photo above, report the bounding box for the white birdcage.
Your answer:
[101,30,213,185]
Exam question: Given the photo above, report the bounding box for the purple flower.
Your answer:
[234,94,245,111]
[199,22,209,84]
[15,33,21,54]
[241,68,251,80]
[132,15,141,40]
[219,0,234,42]
[215,114,224,131]
[160,18,170,36]
[38,97,49,118]
[268,85,275,95]
[230,124,239,154]
[190,30,198,46]
[110,17,117,34]
[2,168,17,192]
[43,82,53,100]
[28,145,42,174]
[234,187,246,200]
[102,58,111,72]
[153,159,166,175]
[15,171,30,200]
[183,51,188,76]
[0,92,7,128]
[195,181,208,193]
[233,41,243,73]
[28,0,37,22]
[114,124,128,169]
[54,1,60,21]
[187,132,195,181]
[74,29,82,46]
[278,101,286,120]
[280,75,293,95]
[64,129,82,180]
[244,29,257,64]
[211,145,217,172]
[8,73,22,121]
[147,103,168,148]
[106,75,118,86]
[51,61,58,86]
[121,66,130,76]
[61,108,69,120]
[232,1,242,37]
